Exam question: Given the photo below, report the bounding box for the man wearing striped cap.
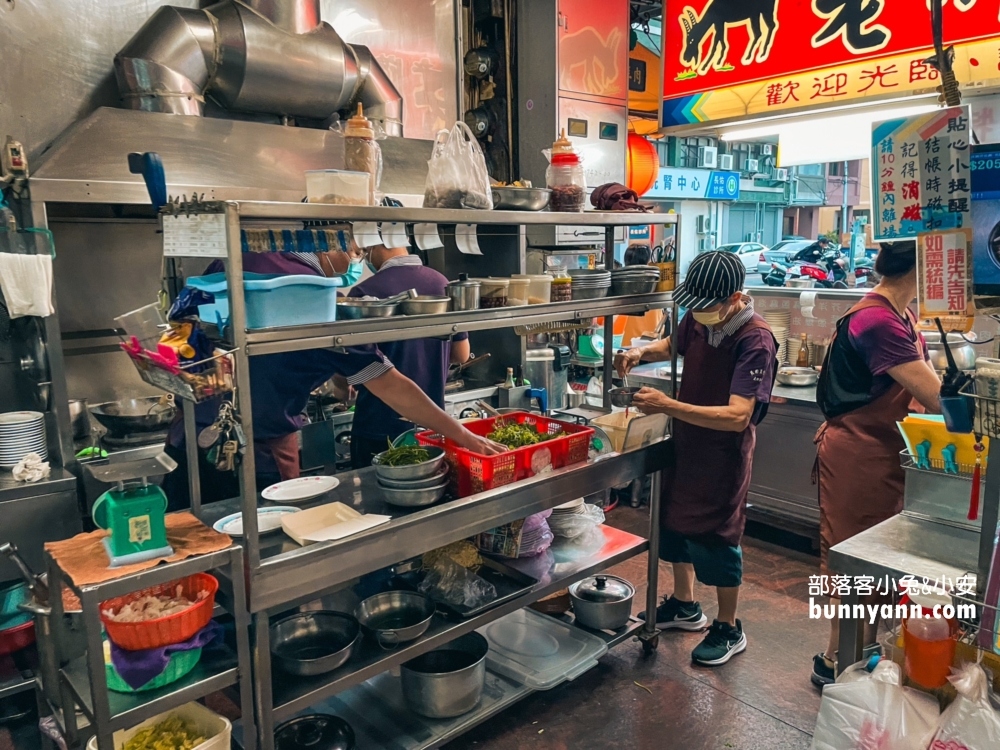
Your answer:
[615,250,777,666]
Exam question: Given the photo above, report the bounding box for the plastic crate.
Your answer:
[417,413,593,497]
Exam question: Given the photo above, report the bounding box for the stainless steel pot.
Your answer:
[400,296,451,316]
[445,274,481,311]
[924,331,978,372]
[270,611,360,676]
[775,367,819,387]
[354,591,435,648]
[401,631,488,718]
[68,399,91,440]
[569,575,635,630]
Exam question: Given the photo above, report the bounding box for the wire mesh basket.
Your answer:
[960,380,1000,440]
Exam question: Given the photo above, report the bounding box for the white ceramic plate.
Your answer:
[261,476,340,503]
[213,506,300,537]
[0,412,44,426]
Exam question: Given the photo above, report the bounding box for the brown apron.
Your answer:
[661,314,777,547]
[814,295,918,574]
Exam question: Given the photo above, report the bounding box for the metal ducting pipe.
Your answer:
[114,0,403,134]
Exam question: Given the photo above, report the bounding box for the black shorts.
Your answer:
[659,529,743,588]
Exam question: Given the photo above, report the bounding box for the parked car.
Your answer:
[757,239,814,278]
[717,242,768,274]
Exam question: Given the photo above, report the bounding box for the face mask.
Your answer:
[366,260,378,276]
[692,305,727,326]
[331,258,365,287]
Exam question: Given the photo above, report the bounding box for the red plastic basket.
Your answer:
[417,412,593,497]
[100,573,218,651]
[0,620,35,656]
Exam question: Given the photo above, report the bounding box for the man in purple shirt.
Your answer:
[339,244,470,467]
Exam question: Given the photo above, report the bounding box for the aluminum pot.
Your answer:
[608,386,640,407]
[445,274,481,311]
[274,714,355,750]
[775,367,819,387]
[401,631,488,718]
[924,331,978,372]
[270,611,360,676]
[354,591,435,648]
[569,575,635,630]
[68,399,91,440]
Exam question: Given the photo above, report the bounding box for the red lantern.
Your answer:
[626,133,659,196]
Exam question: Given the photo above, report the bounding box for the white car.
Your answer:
[717,242,768,274]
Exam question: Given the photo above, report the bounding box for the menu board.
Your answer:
[871,105,971,241]
[916,229,973,332]
[162,212,227,258]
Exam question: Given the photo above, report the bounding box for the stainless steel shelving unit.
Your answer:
[45,546,255,750]
[161,201,679,750]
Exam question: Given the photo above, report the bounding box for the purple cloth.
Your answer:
[348,264,467,439]
[110,621,220,690]
[589,182,651,212]
[676,312,777,425]
[846,294,928,401]
[203,253,316,276]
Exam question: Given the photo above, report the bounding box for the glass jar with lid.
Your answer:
[545,129,586,212]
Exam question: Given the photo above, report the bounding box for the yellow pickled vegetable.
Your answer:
[123,717,205,750]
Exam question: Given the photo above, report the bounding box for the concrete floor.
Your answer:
[446,506,824,750]
[0,508,825,750]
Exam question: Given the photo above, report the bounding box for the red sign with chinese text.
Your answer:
[917,229,974,332]
[664,0,1000,98]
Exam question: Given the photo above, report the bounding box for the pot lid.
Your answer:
[275,715,355,750]
[571,575,634,603]
[447,273,480,288]
[922,331,976,344]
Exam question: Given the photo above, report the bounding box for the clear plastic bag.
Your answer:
[476,511,553,558]
[419,557,497,611]
[811,660,940,750]
[549,503,605,541]
[422,122,493,210]
[930,663,1000,748]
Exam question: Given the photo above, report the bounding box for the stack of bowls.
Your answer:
[549,498,593,539]
[0,412,46,469]
[610,267,660,297]
[569,269,611,300]
[372,446,450,507]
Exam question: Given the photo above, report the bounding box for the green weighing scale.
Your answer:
[87,452,177,567]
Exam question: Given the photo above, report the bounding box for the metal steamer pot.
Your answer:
[923,331,978,373]
[569,575,635,630]
[400,632,488,719]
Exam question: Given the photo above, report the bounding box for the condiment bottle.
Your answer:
[546,129,586,212]
[551,271,573,302]
[503,367,516,389]
[796,333,810,367]
[344,104,381,206]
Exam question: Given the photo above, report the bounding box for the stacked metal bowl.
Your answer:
[372,446,450,507]
[569,269,612,300]
[610,266,660,296]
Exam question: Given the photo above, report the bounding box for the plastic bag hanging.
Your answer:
[422,122,493,210]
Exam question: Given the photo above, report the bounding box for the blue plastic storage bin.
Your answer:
[186,273,343,330]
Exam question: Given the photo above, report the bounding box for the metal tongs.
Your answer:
[935,317,971,397]
[371,289,418,306]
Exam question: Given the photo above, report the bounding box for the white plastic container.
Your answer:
[507,277,530,307]
[87,701,231,750]
[472,278,510,308]
[305,169,372,206]
[512,274,553,304]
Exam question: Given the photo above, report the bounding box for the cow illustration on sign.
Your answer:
[678,0,780,76]
[559,26,624,98]
[812,0,891,54]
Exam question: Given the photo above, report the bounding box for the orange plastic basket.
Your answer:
[100,573,218,651]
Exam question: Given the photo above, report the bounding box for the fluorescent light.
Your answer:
[720,101,942,166]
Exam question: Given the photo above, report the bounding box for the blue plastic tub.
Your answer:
[186,273,343,330]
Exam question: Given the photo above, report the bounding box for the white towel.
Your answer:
[0,253,54,318]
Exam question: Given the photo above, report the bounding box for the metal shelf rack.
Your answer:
[45,546,255,750]
[160,201,680,750]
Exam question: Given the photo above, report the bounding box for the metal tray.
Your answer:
[393,556,538,619]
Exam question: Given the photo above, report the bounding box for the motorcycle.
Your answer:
[762,261,791,287]
[798,249,849,289]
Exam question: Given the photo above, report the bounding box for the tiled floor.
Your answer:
[445,506,824,749]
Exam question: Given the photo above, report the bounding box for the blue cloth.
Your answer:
[348,261,467,439]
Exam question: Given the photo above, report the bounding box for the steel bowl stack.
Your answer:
[0,412,46,469]
[569,269,611,300]
[610,267,660,296]
[372,446,450,507]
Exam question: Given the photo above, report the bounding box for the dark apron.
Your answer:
[661,315,776,547]
[814,295,918,573]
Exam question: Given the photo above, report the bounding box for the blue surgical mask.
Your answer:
[332,258,364,287]
[366,260,378,276]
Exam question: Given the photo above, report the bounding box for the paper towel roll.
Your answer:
[799,291,818,320]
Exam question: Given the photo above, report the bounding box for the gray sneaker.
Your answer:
[639,596,709,630]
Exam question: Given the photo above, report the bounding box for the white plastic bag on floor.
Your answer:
[929,663,1000,749]
[811,660,939,750]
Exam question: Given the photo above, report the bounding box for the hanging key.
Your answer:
[216,440,238,472]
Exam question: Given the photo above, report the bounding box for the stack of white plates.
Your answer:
[0,412,47,469]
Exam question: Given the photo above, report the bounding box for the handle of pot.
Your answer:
[376,630,401,650]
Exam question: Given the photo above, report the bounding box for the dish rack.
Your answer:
[900,450,984,530]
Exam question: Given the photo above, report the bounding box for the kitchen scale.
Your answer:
[86,452,177,567]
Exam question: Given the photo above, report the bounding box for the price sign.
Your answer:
[917,229,973,332]
[162,212,227,258]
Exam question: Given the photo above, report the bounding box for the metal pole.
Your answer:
[253,611,275,750]
[224,203,260,570]
[841,161,850,236]
[603,226,616,411]
[978,440,1000,599]
[642,469,662,644]
[182,399,202,518]
[836,590,864,676]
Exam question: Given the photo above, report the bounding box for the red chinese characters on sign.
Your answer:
[925,234,945,304]
[947,246,968,313]
[665,0,1000,97]
[917,230,972,330]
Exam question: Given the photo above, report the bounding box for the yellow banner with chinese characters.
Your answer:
[917,228,974,333]
[662,37,1000,131]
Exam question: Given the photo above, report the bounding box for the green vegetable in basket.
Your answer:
[123,717,205,750]
[377,443,432,467]
[486,419,568,449]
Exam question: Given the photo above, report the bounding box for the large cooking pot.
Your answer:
[89,397,176,437]
[923,331,978,372]
[569,575,635,631]
[274,714,355,750]
[401,631,488,718]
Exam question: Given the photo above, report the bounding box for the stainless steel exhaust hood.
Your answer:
[114,0,403,135]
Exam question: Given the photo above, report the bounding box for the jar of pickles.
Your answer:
[545,129,586,212]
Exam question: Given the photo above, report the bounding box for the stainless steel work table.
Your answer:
[829,513,980,673]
